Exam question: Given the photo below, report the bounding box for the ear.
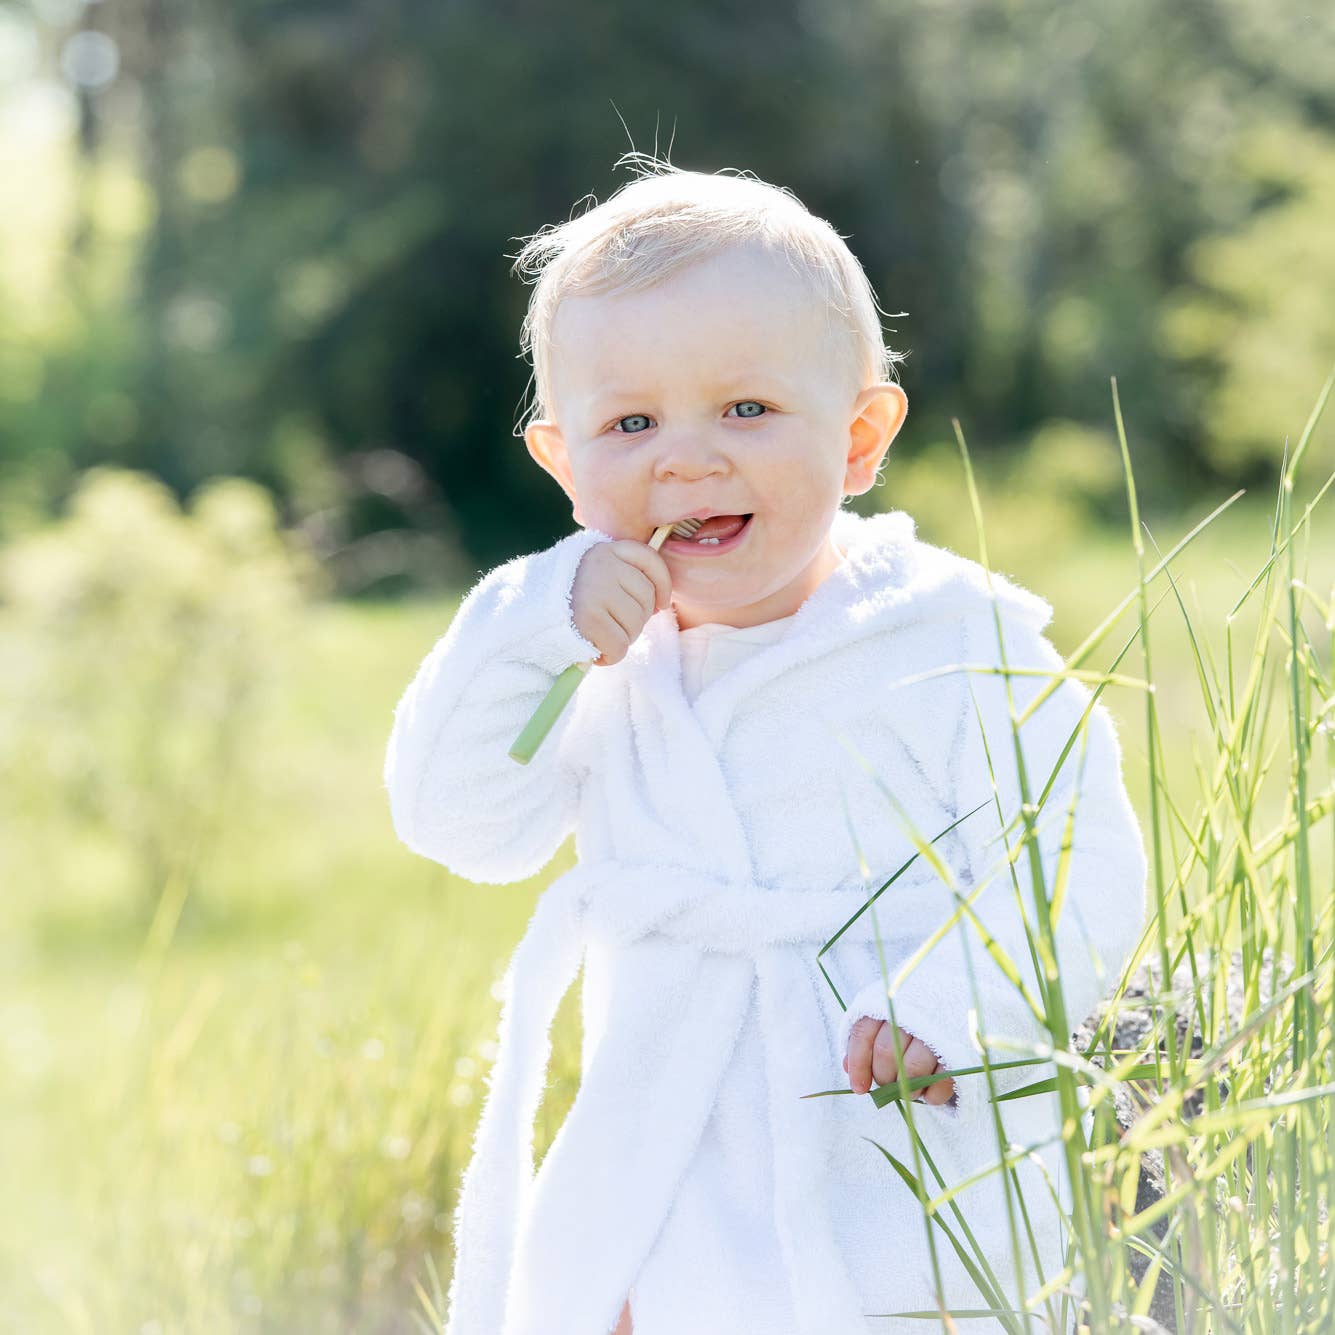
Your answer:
[843,383,907,498]
[525,419,585,525]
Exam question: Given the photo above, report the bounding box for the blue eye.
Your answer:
[610,402,767,434]
[613,414,653,434]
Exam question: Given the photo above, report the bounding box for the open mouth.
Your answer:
[665,513,754,555]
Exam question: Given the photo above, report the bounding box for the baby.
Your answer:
[385,158,1147,1335]
[519,188,952,1119]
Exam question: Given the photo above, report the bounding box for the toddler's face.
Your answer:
[524,241,907,628]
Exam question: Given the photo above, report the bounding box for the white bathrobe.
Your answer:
[383,507,1148,1335]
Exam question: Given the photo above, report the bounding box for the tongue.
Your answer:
[692,514,748,541]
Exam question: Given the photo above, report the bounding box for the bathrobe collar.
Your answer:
[619,506,1054,749]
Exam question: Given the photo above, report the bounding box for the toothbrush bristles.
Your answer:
[649,514,751,550]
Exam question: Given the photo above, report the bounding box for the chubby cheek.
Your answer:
[759,451,837,512]
[574,474,646,538]
[586,508,643,541]
[752,485,822,540]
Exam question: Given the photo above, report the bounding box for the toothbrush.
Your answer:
[508,517,705,764]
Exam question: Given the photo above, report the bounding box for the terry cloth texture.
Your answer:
[383,507,1149,1335]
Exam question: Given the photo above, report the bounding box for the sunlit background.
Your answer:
[2,1,1332,1330]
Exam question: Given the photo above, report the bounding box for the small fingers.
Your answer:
[615,566,659,625]
[586,573,658,665]
[866,1026,901,1089]
[921,1073,957,1106]
[845,1016,882,1095]
[609,539,673,612]
[900,1037,954,1106]
[585,600,635,665]
[896,1036,941,1086]
[848,1025,956,1109]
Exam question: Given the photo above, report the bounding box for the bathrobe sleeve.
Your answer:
[383,525,615,885]
[836,602,1148,1132]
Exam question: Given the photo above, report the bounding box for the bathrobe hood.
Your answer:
[384,506,1148,1335]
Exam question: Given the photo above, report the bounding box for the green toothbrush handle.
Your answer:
[508,659,592,764]
[508,523,676,766]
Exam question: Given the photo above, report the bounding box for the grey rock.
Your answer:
[1066,947,1296,1334]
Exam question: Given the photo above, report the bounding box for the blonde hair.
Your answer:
[508,153,908,435]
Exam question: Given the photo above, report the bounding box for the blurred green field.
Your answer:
[4,1,1335,1322]
[2,481,1331,1332]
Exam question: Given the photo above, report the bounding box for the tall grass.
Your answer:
[804,368,1335,1333]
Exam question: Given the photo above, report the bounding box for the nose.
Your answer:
[651,429,730,482]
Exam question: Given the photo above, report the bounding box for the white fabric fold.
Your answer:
[445,860,916,1335]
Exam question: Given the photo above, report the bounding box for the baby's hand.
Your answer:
[571,539,673,667]
[844,1017,957,1108]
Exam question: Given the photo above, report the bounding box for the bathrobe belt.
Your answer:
[445,859,908,1335]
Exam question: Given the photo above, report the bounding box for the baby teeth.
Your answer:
[696,537,721,545]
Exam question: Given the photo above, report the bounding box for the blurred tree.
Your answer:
[0,0,1330,581]
[1159,121,1335,473]
[0,467,326,928]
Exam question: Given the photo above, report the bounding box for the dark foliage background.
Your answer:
[2,0,1331,583]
